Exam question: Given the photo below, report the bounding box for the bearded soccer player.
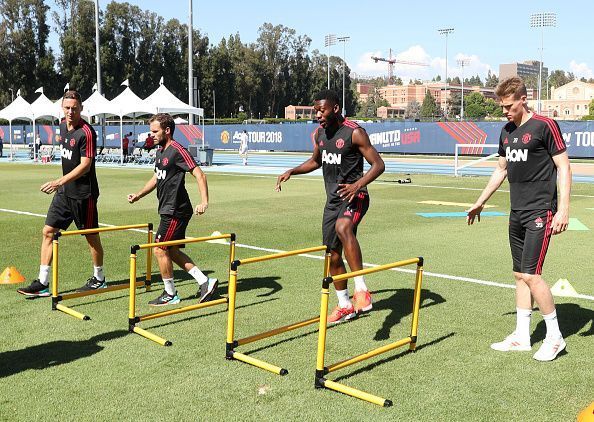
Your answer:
[467,77,571,361]
[127,113,217,306]
[18,90,106,297]
[276,90,385,324]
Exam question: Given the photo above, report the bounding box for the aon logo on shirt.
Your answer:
[60,145,73,160]
[155,168,167,179]
[505,147,528,162]
[322,150,342,165]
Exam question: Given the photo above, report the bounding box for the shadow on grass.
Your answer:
[332,332,456,383]
[532,303,594,343]
[372,288,446,341]
[0,330,127,379]
[218,275,283,298]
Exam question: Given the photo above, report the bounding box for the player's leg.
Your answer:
[73,197,107,291]
[148,216,181,306]
[518,210,564,361]
[491,210,532,352]
[169,244,218,303]
[335,192,372,313]
[18,194,71,297]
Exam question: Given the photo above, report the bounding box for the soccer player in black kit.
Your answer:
[18,90,107,297]
[276,90,385,324]
[127,113,217,306]
[467,77,572,361]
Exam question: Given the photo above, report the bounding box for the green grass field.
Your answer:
[1,163,592,421]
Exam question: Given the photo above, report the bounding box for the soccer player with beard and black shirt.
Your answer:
[18,90,107,297]
[127,113,218,306]
[276,90,385,325]
[467,77,572,361]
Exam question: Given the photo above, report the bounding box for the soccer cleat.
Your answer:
[17,279,50,297]
[490,332,532,352]
[148,290,180,306]
[353,289,373,313]
[327,305,356,325]
[533,336,566,361]
[197,278,218,303]
[76,276,107,292]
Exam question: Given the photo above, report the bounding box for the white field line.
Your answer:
[3,207,593,302]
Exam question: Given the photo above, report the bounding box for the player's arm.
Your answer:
[275,142,322,191]
[551,151,571,234]
[190,166,209,215]
[40,157,92,194]
[127,174,157,203]
[466,156,508,225]
[337,128,385,202]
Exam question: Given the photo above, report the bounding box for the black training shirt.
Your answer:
[59,118,99,199]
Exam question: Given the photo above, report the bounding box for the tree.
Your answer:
[420,91,438,119]
[484,70,498,88]
[464,92,487,120]
[485,98,503,118]
[589,99,594,116]
[405,99,420,120]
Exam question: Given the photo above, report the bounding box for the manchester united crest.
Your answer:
[70,138,76,147]
[336,138,345,149]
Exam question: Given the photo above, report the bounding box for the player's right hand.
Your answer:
[127,193,138,203]
[466,203,484,225]
[275,171,291,192]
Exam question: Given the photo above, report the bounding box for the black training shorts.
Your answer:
[155,215,190,249]
[322,192,369,251]
[45,192,99,231]
[509,209,554,275]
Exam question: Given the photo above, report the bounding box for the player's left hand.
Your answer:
[195,202,208,215]
[551,209,569,235]
[40,180,60,194]
[337,183,361,202]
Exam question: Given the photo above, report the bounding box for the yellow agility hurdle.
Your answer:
[51,223,154,321]
[128,233,235,346]
[226,245,331,375]
[314,257,424,407]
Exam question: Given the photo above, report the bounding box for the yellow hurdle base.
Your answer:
[230,351,288,376]
[132,326,172,346]
[319,378,392,407]
[55,303,90,321]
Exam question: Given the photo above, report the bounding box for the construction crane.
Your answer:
[371,48,428,84]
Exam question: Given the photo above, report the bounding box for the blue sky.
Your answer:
[51,0,593,82]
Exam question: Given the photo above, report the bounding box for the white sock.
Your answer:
[188,266,208,285]
[336,289,352,308]
[93,266,104,282]
[38,265,50,286]
[354,276,368,292]
[542,310,562,339]
[515,307,532,340]
[163,278,176,295]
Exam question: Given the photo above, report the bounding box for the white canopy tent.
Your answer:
[30,91,62,161]
[109,87,154,165]
[144,81,206,148]
[0,95,33,160]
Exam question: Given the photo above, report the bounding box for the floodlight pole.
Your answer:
[438,28,454,120]
[530,12,556,114]
[457,59,470,120]
[9,88,14,103]
[325,34,336,89]
[188,0,194,124]
[338,36,350,116]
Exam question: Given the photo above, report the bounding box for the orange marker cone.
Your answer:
[578,402,594,422]
[0,267,26,284]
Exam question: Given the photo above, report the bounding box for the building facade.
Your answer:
[531,80,594,120]
[499,60,548,81]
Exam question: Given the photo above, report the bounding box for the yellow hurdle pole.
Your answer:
[225,266,239,359]
[138,297,227,322]
[136,233,233,250]
[228,234,236,273]
[330,257,421,283]
[326,337,412,373]
[323,249,331,278]
[132,326,171,346]
[322,379,392,407]
[238,245,327,266]
[409,259,424,351]
[51,234,59,301]
[315,276,332,385]
[236,316,320,346]
[60,281,145,301]
[145,225,153,291]
[230,351,288,375]
[128,249,138,332]
[60,223,150,237]
[55,303,90,321]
